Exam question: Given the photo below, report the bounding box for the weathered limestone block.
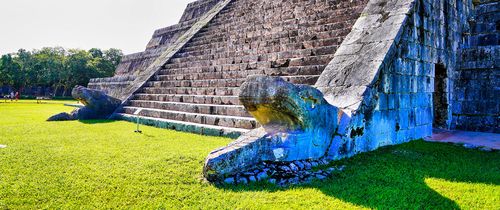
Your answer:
[203,75,342,182]
[47,86,121,121]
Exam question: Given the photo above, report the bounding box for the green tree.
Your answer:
[0,47,122,96]
[32,47,67,94]
[0,54,22,89]
[16,49,36,89]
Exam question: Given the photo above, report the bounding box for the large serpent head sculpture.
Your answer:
[47,86,121,121]
[204,75,342,182]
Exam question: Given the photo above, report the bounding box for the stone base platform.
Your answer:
[426,129,500,150]
[116,113,247,138]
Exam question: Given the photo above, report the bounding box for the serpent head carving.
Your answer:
[204,75,342,182]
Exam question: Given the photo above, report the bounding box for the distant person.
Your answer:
[36,90,43,104]
[10,92,14,102]
[15,92,20,101]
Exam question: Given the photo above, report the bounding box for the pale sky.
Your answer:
[0,0,197,55]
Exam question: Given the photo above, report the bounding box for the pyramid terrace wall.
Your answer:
[202,0,499,184]
[317,0,477,160]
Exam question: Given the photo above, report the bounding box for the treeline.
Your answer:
[0,47,122,96]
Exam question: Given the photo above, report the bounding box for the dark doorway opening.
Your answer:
[433,64,448,129]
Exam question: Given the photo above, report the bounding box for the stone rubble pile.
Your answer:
[220,159,345,186]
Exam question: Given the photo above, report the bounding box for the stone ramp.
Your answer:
[119,0,370,133]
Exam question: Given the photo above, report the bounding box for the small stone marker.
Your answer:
[0,145,7,149]
[134,108,144,133]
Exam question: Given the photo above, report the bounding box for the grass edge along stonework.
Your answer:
[0,100,499,209]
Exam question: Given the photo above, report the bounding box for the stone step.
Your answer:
[460,46,500,62]
[470,22,500,35]
[463,33,500,47]
[178,37,342,54]
[185,34,343,52]
[172,45,338,66]
[460,60,500,70]
[161,61,270,75]
[474,2,500,16]
[139,86,240,95]
[128,100,251,117]
[132,94,241,105]
[145,75,319,88]
[162,60,259,72]
[155,65,325,80]
[155,69,265,80]
[192,24,348,44]
[459,45,500,69]
[211,5,350,23]
[189,24,352,47]
[172,48,312,63]
[199,8,363,36]
[465,2,500,43]
[469,3,500,35]
[161,55,334,75]
[123,106,258,129]
[116,113,248,138]
[166,54,335,74]
[145,78,245,88]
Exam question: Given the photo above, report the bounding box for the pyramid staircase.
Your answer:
[114,0,369,137]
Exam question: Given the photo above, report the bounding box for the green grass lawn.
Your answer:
[0,100,499,209]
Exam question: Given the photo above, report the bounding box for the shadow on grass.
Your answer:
[218,140,500,209]
[0,100,76,105]
[78,119,116,124]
